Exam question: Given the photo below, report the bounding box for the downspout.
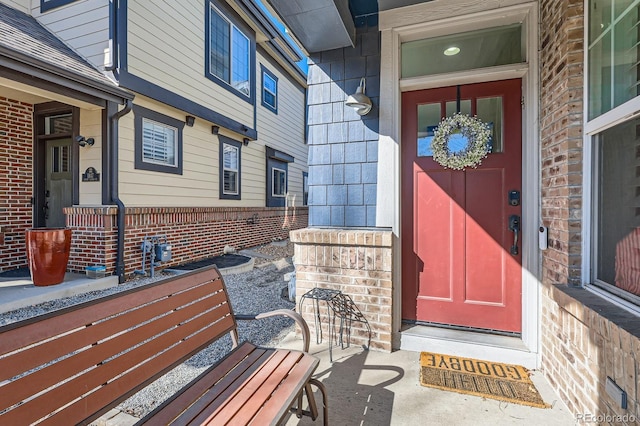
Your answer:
[110,100,132,283]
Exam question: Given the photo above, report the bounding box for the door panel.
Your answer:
[402,79,522,333]
[45,139,73,228]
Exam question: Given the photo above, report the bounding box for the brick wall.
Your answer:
[306,25,380,227]
[539,1,640,422]
[542,286,640,421]
[0,97,33,272]
[290,228,393,351]
[539,0,584,287]
[65,206,308,276]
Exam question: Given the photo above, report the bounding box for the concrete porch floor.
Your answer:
[277,334,574,426]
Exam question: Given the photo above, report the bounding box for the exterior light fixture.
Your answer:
[345,77,372,116]
[444,46,460,56]
[185,115,195,127]
[243,138,250,146]
[76,135,95,147]
[212,125,220,134]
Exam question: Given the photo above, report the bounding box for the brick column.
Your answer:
[0,97,33,272]
[291,228,393,351]
[539,0,584,286]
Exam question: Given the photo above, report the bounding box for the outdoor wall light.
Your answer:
[444,46,461,56]
[243,138,250,146]
[76,135,95,147]
[345,77,372,116]
[185,115,195,127]
[212,125,220,134]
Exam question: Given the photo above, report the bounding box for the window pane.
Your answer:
[596,116,640,297]
[224,170,238,194]
[588,1,640,119]
[416,103,441,157]
[142,119,176,166]
[209,7,230,83]
[273,169,286,196]
[263,90,276,108]
[264,74,276,93]
[232,27,250,96]
[476,97,503,153]
[223,144,238,169]
[45,113,72,135]
[401,25,523,78]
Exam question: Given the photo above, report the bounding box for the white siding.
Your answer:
[3,0,29,13]
[78,108,102,205]
[118,96,266,207]
[126,0,253,128]
[31,0,110,71]
[256,51,308,207]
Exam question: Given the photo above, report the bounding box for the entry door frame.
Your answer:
[33,102,80,228]
[378,1,540,365]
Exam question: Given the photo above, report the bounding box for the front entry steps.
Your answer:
[400,323,537,369]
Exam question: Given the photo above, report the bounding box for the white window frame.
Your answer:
[141,118,178,168]
[272,167,286,198]
[223,143,239,196]
[208,3,251,98]
[582,0,640,314]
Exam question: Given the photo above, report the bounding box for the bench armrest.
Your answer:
[235,309,311,352]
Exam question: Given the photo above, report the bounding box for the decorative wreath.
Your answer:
[430,113,492,170]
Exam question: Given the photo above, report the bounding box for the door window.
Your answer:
[401,24,524,78]
[416,97,503,156]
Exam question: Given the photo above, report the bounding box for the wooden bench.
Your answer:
[0,265,327,425]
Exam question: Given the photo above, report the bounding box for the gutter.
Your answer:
[110,99,133,283]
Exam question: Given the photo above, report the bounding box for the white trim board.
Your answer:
[378,1,541,367]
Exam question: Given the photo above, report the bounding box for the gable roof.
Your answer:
[0,2,133,103]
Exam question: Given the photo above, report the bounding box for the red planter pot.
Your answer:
[25,228,72,286]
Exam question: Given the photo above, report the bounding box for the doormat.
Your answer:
[419,352,549,408]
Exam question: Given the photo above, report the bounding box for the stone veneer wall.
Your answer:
[0,97,33,272]
[539,0,640,421]
[290,228,393,351]
[64,206,307,276]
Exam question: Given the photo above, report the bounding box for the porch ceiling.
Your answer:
[265,0,432,53]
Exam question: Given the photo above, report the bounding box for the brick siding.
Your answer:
[290,228,393,352]
[65,206,308,276]
[539,0,640,421]
[0,97,33,272]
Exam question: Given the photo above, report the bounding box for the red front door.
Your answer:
[401,79,522,333]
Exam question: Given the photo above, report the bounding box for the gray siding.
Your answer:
[306,25,380,227]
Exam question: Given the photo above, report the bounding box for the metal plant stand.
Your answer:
[299,288,371,362]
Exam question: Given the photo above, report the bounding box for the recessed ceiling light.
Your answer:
[444,46,460,56]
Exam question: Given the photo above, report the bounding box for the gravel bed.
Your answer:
[0,259,296,419]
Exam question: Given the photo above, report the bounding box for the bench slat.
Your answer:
[3,294,229,405]
[0,276,224,383]
[250,353,319,425]
[139,342,259,425]
[33,314,237,426]
[205,351,302,424]
[173,349,277,425]
[0,268,223,355]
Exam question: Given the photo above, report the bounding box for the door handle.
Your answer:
[43,201,49,220]
[508,215,520,255]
